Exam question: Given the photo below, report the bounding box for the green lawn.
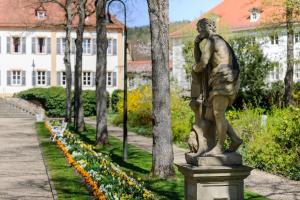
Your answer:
[36,123,94,200]
[74,125,269,200]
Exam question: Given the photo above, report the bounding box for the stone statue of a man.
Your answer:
[189,18,242,156]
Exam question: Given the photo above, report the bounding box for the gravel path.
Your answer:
[0,100,54,200]
[86,119,300,200]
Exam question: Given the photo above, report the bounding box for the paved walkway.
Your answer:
[86,119,300,200]
[0,100,53,199]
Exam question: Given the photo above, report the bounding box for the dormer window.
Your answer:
[37,11,46,20]
[250,8,260,22]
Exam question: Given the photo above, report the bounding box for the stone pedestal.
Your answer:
[177,158,252,200]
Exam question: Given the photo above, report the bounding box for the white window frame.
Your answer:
[12,37,21,54]
[270,67,280,81]
[83,71,92,86]
[270,34,279,45]
[36,71,47,86]
[36,37,47,54]
[61,71,66,85]
[83,38,91,55]
[11,70,22,85]
[37,11,46,20]
[107,72,112,86]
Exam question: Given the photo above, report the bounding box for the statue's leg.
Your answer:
[204,95,229,156]
[226,121,243,152]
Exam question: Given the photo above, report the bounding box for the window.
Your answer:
[12,37,21,53]
[107,39,117,55]
[37,71,46,85]
[83,38,91,54]
[270,67,280,80]
[57,38,66,54]
[83,72,92,86]
[37,11,46,20]
[7,36,26,54]
[61,72,66,85]
[270,34,279,45]
[250,9,260,22]
[295,32,300,43]
[107,72,112,86]
[32,37,50,54]
[12,71,22,85]
[295,64,300,79]
[107,39,112,55]
[37,37,46,53]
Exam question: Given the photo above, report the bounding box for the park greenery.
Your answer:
[17,87,109,117]
[111,85,300,181]
[37,121,268,200]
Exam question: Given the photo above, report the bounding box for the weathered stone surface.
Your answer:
[185,152,242,166]
[177,164,252,200]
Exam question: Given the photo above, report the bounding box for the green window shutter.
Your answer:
[113,39,117,55]
[32,71,36,86]
[113,72,117,87]
[32,38,36,54]
[22,37,26,54]
[47,71,51,86]
[71,38,76,54]
[47,38,51,54]
[7,71,11,85]
[7,37,11,54]
[57,71,61,85]
[57,38,61,54]
[92,38,96,55]
[22,71,26,86]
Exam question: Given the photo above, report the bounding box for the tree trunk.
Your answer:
[74,0,86,132]
[95,0,108,145]
[284,1,294,106]
[64,0,73,123]
[147,0,175,178]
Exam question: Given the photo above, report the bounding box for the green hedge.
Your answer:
[228,107,300,180]
[111,89,123,113]
[17,87,109,117]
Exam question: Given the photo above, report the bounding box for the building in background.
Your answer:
[170,0,300,90]
[0,0,124,96]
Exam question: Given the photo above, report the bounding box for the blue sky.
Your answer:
[108,0,222,27]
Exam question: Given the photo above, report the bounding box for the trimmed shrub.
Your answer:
[17,87,109,117]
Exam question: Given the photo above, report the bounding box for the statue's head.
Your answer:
[196,18,216,37]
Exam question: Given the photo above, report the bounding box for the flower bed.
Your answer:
[45,120,154,200]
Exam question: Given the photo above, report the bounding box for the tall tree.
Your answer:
[147,0,175,177]
[39,0,74,122]
[284,0,294,106]
[64,0,74,123]
[95,0,108,145]
[74,0,87,132]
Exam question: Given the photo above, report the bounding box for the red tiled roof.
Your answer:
[128,60,172,73]
[170,0,287,38]
[0,0,124,30]
[128,60,152,73]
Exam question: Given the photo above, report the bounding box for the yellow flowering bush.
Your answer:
[114,85,194,142]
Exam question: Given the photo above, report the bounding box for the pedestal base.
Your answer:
[176,164,252,200]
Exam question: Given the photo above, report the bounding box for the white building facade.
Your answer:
[0,1,124,96]
[170,0,300,91]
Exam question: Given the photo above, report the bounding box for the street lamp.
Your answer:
[107,0,128,161]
